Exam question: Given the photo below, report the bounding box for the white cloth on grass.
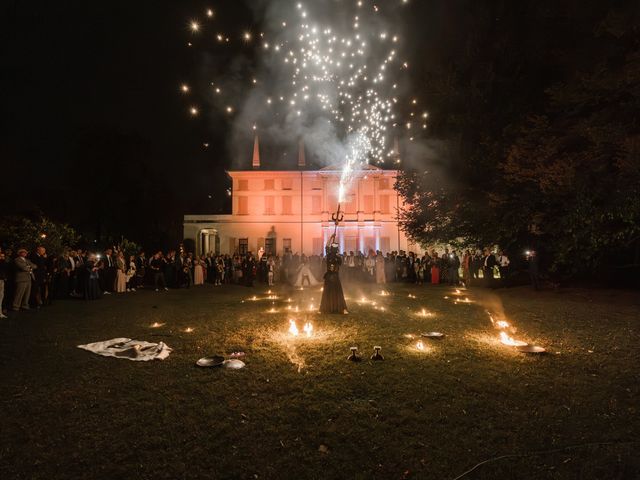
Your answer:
[78,337,172,361]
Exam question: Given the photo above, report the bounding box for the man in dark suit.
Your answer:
[30,246,48,307]
[482,248,497,288]
[100,248,116,294]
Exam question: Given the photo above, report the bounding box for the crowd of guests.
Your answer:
[0,243,537,316]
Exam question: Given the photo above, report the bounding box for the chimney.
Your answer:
[298,139,306,168]
[252,135,260,169]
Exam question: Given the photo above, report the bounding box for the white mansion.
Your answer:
[183,137,419,257]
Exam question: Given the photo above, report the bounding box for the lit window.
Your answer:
[265,196,275,215]
[282,196,292,215]
[238,196,248,215]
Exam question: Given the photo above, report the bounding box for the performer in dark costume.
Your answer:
[320,237,348,314]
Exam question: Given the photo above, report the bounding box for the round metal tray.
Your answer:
[517,345,546,354]
[222,359,246,369]
[421,332,445,339]
[196,355,225,367]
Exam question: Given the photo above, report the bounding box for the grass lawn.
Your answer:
[0,282,638,479]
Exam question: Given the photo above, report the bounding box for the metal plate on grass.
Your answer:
[222,359,246,369]
[517,345,546,354]
[421,332,445,339]
[196,355,225,367]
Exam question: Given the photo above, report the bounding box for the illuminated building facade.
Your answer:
[183,137,419,256]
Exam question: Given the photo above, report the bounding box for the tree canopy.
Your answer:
[397,1,640,278]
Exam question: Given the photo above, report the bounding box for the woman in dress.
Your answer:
[430,252,440,285]
[293,259,320,287]
[126,255,137,291]
[320,240,348,314]
[115,252,128,293]
[193,258,204,285]
[375,251,386,284]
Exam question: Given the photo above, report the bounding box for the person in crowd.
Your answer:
[461,250,472,287]
[165,250,177,288]
[267,255,275,286]
[497,250,510,286]
[0,249,8,317]
[448,250,460,286]
[482,248,497,287]
[126,255,137,291]
[55,250,72,299]
[30,246,48,307]
[527,250,541,290]
[115,251,128,293]
[430,251,440,285]
[13,248,36,311]
[293,258,320,287]
[242,252,256,287]
[193,256,204,285]
[134,250,147,289]
[100,248,117,294]
[375,250,386,284]
[150,252,168,292]
[82,253,102,300]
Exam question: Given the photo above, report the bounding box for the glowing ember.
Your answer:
[267,290,272,294]
[184,327,194,333]
[500,331,528,347]
[417,308,432,317]
[303,322,313,337]
[404,333,415,339]
[308,303,315,312]
[268,308,277,313]
[289,319,299,336]
[150,322,165,328]
[379,290,390,296]
[408,294,416,299]
[250,296,258,301]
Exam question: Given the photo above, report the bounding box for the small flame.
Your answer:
[250,296,257,301]
[308,303,315,312]
[184,327,194,333]
[416,340,425,351]
[267,290,272,294]
[500,331,527,347]
[496,320,510,329]
[379,290,389,296]
[289,319,299,336]
[268,308,277,313]
[150,322,165,328]
[303,322,313,337]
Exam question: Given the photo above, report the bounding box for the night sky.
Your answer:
[2,0,631,249]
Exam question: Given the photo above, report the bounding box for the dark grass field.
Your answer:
[0,282,638,480]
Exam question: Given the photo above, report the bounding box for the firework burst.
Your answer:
[180,1,423,196]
